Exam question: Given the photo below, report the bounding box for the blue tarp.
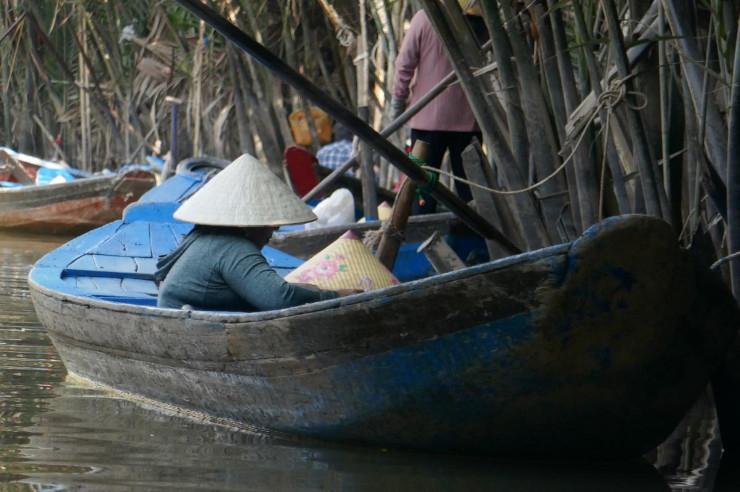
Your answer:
[35,167,76,185]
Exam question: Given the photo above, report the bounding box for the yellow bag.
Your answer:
[285,230,399,291]
[289,107,332,146]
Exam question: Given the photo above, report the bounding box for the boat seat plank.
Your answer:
[132,257,157,276]
[121,278,158,295]
[89,276,124,291]
[73,276,99,291]
[63,254,152,279]
[71,275,158,305]
[64,254,108,273]
[91,221,153,258]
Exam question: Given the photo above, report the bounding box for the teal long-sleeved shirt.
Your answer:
[157,229,338,311]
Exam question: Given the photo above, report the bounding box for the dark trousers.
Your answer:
[410,129,481,214]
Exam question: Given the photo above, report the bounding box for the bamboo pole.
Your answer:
[570,0,631,215]
[727,13,740,298]
[548,1,602,228]
[232,48,282,164]
[191,19,205,157]
[529,2,581,234]
[357,0,378,220]
[432,2,507,134]
[663,0,728,185]
[78,4,91,171]
[478,1,529,178]
[495,0,571,240]
[303,31,323,155]
[658,3,673,209]
[461,140,515,259]
[227,47,256,155]
[173,0,519,254]
[602,0,666,220]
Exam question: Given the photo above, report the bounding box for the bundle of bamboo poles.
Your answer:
[411,0,740,294]
[1,0,739,295]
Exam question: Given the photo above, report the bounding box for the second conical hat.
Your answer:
[174,154,317,227]
[285,230,399,291]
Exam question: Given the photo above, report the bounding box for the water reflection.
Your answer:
[651,392,722,491]
[0,233,67,487]
[11,379,671,491]
[0,232,735,491]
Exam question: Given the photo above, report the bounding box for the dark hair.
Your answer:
[333,122,353,142]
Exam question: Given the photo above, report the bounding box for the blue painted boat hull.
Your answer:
[29,213,740,456]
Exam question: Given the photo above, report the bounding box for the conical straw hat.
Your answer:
[174,154,317,227]
[285,230,399,291]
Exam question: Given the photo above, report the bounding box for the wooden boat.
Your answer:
[28,163,740,456]
[0,166,157,235]
[0,146,87,185]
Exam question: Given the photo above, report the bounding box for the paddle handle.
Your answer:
[375,140,428,270]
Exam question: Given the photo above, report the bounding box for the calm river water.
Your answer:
[1,232,739,491]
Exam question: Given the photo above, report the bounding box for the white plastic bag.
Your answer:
[305,188,355,230]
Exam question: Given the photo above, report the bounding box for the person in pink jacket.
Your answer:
[391,8,487,214]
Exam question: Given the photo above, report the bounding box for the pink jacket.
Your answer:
[392,11,478,132]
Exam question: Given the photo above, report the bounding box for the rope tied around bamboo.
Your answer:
[316,0,355,47]
[407,152,439,192]
[413,76,646,197]
[363,220,406,253]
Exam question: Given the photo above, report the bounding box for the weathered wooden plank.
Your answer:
[417,231,465,273]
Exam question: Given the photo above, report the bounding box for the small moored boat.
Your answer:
[0,149,157,234]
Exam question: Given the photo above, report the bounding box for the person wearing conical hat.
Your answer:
[155,154,359,311]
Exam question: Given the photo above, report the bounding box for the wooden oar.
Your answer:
[173,0,520,255]
[375,140,428,270]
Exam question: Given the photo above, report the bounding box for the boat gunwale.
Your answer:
[29,241,571,324]
[0,172,130,194]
